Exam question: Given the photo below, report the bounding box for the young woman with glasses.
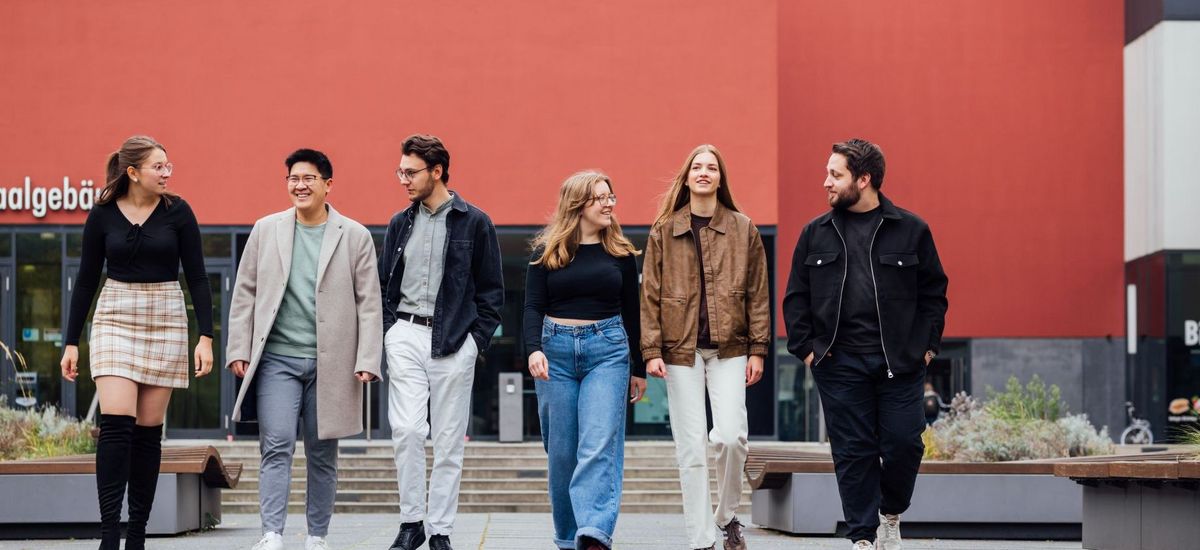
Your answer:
[61,135,214,550]
[641,145,770,550]
[523,171,647,550]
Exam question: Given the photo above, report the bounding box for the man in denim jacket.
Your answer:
[380,134,504,550]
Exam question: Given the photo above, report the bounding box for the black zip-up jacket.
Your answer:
[783,194,948,376]
[379,192,504,358]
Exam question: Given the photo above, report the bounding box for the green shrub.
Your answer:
[0,397,96,460]
[985,375,1062,422]
[923,380,1114,462]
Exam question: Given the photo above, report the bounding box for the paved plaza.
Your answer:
[0,514,1083,549]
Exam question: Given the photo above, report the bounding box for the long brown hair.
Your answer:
[652,144,741,229]
[97,135,177,205]
[531,170,640,270]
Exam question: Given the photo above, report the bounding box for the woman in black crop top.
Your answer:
[523,171,644,550]
[59,136,214,550]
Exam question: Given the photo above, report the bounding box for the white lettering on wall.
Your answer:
[1186,320,1199,347]
[0,177,101,218]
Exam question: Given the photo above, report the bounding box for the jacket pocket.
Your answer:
[448,240,474,278]
[805,252,839,267]
[723,289,749,343]
[805,251,841,298]
[877,252,919,300]
[661,294,688,345]
[878,253,919,268]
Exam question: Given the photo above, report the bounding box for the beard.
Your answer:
[407,185,432,204]
[829,184,862,210]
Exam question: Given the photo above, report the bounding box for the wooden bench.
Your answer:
[744,446,1156,539]
[0,446,241,538]
[1052,451,1200,550]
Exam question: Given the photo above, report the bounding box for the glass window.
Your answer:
[166,270,224,431]
[66,232,83,258]
[68,268,104,420]
[201,233,232,261]
[14,233,63,412]
[0,232,12,257]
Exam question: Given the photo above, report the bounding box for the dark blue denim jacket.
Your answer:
[379,192,504,358]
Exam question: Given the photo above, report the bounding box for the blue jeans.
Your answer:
[536,315,630,549]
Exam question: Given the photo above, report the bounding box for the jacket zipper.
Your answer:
[816,219,850,368]
[867,218,894,379]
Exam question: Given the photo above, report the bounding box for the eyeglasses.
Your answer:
[141,162,174,176]
[395,166,431,182]
[285,174,323,185]
[588,194,618,206]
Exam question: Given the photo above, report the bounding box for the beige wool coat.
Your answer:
[226,205,383,439]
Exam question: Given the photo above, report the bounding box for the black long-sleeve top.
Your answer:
[65,198,214,346]
[523,244,645,377]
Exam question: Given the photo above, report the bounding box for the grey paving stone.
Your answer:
[0,514,1082,549]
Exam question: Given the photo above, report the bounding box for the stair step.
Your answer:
[220,502,752,514]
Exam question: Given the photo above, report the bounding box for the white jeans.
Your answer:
[385,320,478,535]
[666,349,749,549]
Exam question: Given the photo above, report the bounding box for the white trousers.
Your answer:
[666,349,749,549]
[385,320,478,535]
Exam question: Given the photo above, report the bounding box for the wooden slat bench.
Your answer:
[743,446,1174,539]
[0,445,241,538]
[1052,451,1200,550]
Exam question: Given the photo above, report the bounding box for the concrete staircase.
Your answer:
[196,440,756,515]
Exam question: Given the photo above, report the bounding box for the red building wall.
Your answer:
[777,0,1125,338]
[0,0,778,227]
[1,1,1126,340]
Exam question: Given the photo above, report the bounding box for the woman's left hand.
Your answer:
[629,376,647,403]
[194,336,214,378]
[745,355,764,387]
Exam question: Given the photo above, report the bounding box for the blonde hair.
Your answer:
[531,170,640,270]
[652,144,741,229]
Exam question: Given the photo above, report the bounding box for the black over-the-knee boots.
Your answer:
[96,414,135,550]
[124,423,163,550]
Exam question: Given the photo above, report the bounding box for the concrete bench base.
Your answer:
[1076,481,1200,550]
[752,472,1082,540]
[0,472,222,538]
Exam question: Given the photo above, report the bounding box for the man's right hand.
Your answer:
[804,352,815,369]
[231,360,249,378]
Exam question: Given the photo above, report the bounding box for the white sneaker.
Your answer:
[305,535,331,550]
[876,513,902,550]
[852,541,873,550]
[252,532,283,550]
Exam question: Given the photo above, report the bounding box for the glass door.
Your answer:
[0,266,14,405]
[165,266,231,438]
[62,262,96,419]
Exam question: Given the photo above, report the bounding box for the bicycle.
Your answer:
[1120,401,1154,445]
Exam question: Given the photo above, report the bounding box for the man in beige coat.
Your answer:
[226,149,382,550]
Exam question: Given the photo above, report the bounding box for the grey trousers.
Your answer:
[255,352,339,536]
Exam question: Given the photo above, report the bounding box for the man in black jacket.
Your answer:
[380,134,504,550]
[783,139,948,550]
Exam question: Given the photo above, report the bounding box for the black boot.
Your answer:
[124,424,162,550]
[96,414,135,550]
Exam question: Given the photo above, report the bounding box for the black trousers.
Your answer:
[811,349,925,542]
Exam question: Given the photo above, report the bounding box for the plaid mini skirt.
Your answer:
[89,280,190,389]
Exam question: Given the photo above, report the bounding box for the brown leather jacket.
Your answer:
[640,203,771,366]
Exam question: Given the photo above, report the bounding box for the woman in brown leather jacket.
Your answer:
[640,144,770,550]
